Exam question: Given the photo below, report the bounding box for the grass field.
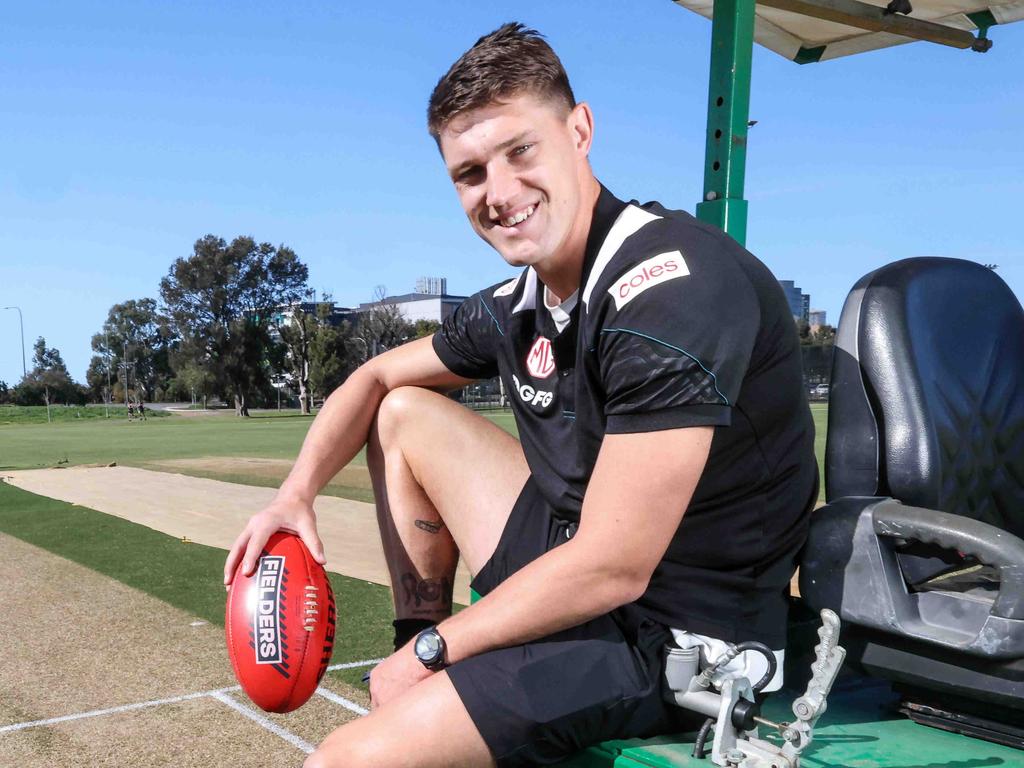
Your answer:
[0,404,823,502]
[0,404,170,425]
[0,407,521,504]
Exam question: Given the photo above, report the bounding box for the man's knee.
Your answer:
[303,749,332,768]
[303,737,359,768]
[373,386,444,447]
[303,731,389,768]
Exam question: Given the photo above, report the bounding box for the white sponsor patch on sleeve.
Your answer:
[608,251,689,310]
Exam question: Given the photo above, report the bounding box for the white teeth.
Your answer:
[501,205,535,227]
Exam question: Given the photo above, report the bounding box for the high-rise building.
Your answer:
[415,276,447,296]
[809,309,827,328]
[778,280,810,322]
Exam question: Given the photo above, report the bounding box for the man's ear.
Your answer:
[568,102,594,156]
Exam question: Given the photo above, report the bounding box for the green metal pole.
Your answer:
[695,0,756,246]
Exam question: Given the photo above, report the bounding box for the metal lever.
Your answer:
[665,610,846,768]
[779,608,846,761]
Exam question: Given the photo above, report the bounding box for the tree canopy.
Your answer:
[87,298,174,404]
[160,235,308,416]
[13,337,84,407]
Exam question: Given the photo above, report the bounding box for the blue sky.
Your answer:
[2,1,1021,386]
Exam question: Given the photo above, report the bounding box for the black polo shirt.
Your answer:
[433,185,817,647]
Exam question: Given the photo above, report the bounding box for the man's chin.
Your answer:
[498,252,539,269]
[489,243,538,268]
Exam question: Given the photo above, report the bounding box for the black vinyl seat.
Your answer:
[798,257,1024,743]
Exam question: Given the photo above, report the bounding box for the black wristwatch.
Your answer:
[413,627,448,671]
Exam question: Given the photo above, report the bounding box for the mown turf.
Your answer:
[0,412,328,471]
[0,408,520,503]
[0,481,394,667]
[138,464,377,505]
[0,404,822,500]
[0,404,169,424]
[0,408,519,469]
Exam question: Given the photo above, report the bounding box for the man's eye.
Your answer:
[457,168,483,185]
[511,144,533,157]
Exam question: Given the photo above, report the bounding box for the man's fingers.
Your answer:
[224,502,319,585]
[241,527,276,577]
[296,517,327,565]
[223,529,252,585]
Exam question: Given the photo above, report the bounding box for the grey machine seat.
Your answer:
[798,257,1024,747]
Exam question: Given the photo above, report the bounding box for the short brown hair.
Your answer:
[427,22,576,138]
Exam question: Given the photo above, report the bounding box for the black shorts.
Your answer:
[446,478,688,767]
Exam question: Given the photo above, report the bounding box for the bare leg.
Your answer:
[367,387,529,624]
[304,671,494,768]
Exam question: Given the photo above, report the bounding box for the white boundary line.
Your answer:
[209,691,316,754]
[315,687,369,716]
[0,657,380,739]
[327,657,383,671]
[0,690,219,734]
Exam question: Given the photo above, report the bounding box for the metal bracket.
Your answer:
[665,610,846,768]
[756,0,979,50]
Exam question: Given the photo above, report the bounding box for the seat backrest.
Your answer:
[825,257,1024,538]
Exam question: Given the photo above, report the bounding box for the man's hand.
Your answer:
[368,643,434,710]
[223,493,326,585]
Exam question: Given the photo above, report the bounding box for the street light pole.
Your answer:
[123,337,129,405]
[104,330,113,418]
[2,306,26,378]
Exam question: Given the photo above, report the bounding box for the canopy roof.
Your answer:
[674,0,1024,62]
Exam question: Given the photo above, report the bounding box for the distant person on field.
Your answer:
[226,23,817,768]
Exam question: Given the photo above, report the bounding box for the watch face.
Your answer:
[415,631,441,662]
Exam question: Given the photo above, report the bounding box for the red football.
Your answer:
[226,531,336,713]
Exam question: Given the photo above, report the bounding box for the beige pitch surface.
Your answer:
[2,465,472,605]
[0,533,368,767]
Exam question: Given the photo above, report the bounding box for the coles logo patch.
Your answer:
[609,251,689,310]
[525,336,555,379]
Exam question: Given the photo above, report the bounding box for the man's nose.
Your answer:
[485,163,519,211]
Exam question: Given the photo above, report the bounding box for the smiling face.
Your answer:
[439,93,597,282]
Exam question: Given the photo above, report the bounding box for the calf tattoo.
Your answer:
[415,519,443,534]
[400,572,453,615]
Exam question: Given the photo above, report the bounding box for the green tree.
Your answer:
[160,235,308,416]
[412,319,441,339]
[309,311,358,405]
[87,298,174,404]
[165,356,217,409]
[812,324,836,345]
[14,337,84,411]
[798,323,836,391]
[796,317,812,344]
[355,286,414,360]
[0,380,10,405]
[84,356,113,404]
[277,304,317,415]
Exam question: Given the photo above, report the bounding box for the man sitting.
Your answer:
[225,22,817,768]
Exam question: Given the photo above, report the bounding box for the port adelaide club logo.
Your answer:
[253,555,286,666]
[511,336,557,410]
[526,336,555,379]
